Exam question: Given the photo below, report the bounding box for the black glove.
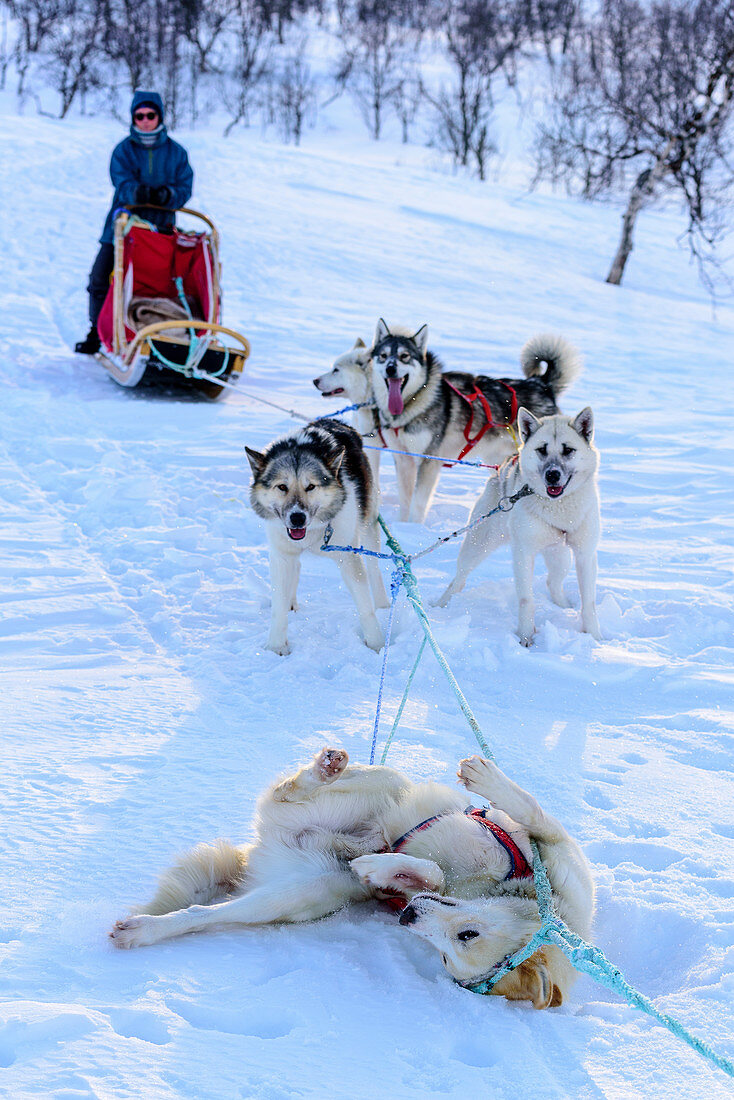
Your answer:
[152,185,173,207]
[134,183,154,204]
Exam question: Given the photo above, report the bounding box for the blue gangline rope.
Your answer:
[327,513,734,1081]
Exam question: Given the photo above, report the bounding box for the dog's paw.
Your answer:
[109,916,158,949]
[313,747,348,781]
[266,638,291,656]
[351,853,444,895]
[362,623,384,652]
[518,632,534,647]
[431,586,453,609]
[272,777,298,802]
[458,756,505,801]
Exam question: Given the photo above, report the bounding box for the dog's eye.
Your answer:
[378,352,388,361]
[399,352,411,363]
[304,484,315,493]
[562,444,576,456]
[276,484,288,492]
[536,444,548,457]
[457,929,480,943]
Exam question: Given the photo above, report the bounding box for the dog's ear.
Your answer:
[353,337,366,349]
[325,447,346,477]
[517,407,541,443]
[412,324,429,357]
[245,447,266,476]
[374,318,390,345]
[571,407,594,443]
[494,950,559,1010]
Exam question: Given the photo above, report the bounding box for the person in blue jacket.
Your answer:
[75,90,194,354]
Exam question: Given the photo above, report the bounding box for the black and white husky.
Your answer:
[110,747,594,1011]
[370,320,581,523]
[437,408,602,646]
[246,419,388,655]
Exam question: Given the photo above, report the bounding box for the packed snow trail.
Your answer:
[0,106,732,1099]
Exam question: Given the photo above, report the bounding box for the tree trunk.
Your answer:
[605,168,653,284]
[606,147,673,284]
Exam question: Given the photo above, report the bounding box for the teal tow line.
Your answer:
[352,515,734,1082]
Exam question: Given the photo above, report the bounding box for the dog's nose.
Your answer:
[399,904,417,926]
[385,361,398,378]
[312,378,321,389]
[545,468,561,485]
[290,511,307,527]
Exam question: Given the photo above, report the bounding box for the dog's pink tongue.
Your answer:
[387,378,404,416]
[288,527,307,540]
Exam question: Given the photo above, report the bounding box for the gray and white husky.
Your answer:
[246,419,388,655]
[437,408,602,647]
[370,320,582,523]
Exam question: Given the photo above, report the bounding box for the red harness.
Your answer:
[444,379,519,464]
[382,807,532,911]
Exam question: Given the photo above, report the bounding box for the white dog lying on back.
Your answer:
[437,407,602,646]
[110,748,594,1010]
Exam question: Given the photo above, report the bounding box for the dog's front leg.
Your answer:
[363,519,390,610]
[573,543,602,640]
[408,458,442,524]
[393,452,417,521]
[335,553,384,651]
[458,758,567,844]
[513,543,537,646]
[266,547,300,655]
[543,544,572,608]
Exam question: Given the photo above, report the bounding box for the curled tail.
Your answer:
[133,840,250,916]
[520,334,582,396]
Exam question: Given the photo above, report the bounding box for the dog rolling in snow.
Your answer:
[245,419,388,655]
[437,407,602,646]
[369,320,582,523]
[110,747,594,1010]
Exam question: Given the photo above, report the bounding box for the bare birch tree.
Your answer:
[535,0,734,287]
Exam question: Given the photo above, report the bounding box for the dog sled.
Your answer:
[95,207,250,398]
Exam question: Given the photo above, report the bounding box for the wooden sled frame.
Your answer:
[96,208,251,398]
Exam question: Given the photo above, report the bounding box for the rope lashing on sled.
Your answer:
[324,520,734,1081]
[145,278,231,380]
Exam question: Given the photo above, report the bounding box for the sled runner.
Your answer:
[95,207,250,398]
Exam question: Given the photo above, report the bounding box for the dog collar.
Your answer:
[457,950,518,994]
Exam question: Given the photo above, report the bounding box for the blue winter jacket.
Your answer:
[100,91,194,243]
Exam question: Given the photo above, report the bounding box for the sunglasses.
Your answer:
[134,110,158,121]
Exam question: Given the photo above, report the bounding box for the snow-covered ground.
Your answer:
[0,89,732,1100]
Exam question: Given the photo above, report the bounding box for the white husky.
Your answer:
[437,407,602,646]
[110,748,594,1010]
[312,339,378,479]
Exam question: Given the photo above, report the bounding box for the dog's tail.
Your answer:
[132,840,250,916]
[520,334,582,396]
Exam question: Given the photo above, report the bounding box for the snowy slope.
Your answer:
[0,98,733,1100]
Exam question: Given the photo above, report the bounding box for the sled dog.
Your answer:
[110,747,594,1009]
[437,407,601,646]
[312,339,378,478]
[245,419,388,655]
[370,320,581,523]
